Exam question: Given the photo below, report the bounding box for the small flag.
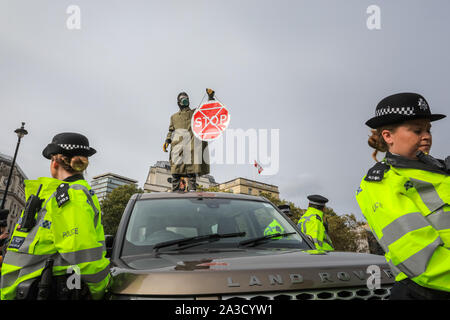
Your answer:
[254,160,264,174]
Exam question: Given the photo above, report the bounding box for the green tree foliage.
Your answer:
[100,184,144,235]
[325,211,365,252]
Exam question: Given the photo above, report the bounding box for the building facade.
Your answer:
[143,161,218,192]
[218,177,280,199]
[90,173,138,202]
[0,153,28,236]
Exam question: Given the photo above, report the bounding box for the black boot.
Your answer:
[172,174,181,192]
[187,174,197,192]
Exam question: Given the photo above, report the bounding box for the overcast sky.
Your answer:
[1,0,449,220]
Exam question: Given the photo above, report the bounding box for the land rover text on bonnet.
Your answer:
[106,192,394,300]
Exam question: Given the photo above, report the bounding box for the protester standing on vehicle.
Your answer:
[356,92,450,300]
[0,132,111,300]
[163,89,212,191]
[297,195,334,251]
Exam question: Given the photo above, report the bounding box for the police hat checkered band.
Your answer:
[58,144,91,151]
[375,106,415,117]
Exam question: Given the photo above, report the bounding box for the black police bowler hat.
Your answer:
[42,132,97,159]
[278,204,292,216]
[307,195,329,206]
[366,92,446,129]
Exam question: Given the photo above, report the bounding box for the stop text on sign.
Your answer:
[192,101,230,141]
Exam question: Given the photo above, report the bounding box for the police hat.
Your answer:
[42,132,97,159]
[278,204,292,215]
[307,194,329,206]
[365,92,446,129]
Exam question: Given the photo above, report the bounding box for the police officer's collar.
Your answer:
[385,152,448,175]
[63,174,85,182]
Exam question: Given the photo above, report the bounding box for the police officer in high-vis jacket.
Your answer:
[0,132,111,300]
[263,219,285,238]
[297,195,334,251]
[356,92,450,300]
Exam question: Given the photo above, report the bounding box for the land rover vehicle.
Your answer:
[107,192,394,300]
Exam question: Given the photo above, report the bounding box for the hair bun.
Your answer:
[70,156,89,172]
[368,129,388,162]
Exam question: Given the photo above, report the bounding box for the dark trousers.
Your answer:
[390,279,450,300]
[172,174,197,192]
[16,275,91,300]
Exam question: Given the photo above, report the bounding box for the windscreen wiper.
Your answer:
[152,232,246,252]
[238,232,296,247]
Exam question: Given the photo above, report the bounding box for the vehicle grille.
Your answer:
[221,286,391,300]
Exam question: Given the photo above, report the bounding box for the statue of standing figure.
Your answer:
[163,89,215,191]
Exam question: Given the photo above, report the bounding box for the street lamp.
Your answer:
[1,122,28,210]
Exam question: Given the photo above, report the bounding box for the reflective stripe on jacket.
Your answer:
[297,207,334,251]
[0,177,111,300]
[263,219,285,239]
[356,160,450,293]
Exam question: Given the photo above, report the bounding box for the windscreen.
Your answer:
[121,198,310,257]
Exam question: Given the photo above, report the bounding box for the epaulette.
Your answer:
[55,183,70,207]
[364,162,390,182]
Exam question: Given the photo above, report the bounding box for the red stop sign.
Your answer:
[191,101,230,141]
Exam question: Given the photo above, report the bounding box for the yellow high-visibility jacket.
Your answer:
[0,177,111,300]
[297,207,334,251]
[264,219,285,239]
[356,153,450,292]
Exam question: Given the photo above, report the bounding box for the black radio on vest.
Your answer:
[18,184,43,232]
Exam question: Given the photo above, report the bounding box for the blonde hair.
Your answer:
[367,125,397,162]
[52,154,89,174]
